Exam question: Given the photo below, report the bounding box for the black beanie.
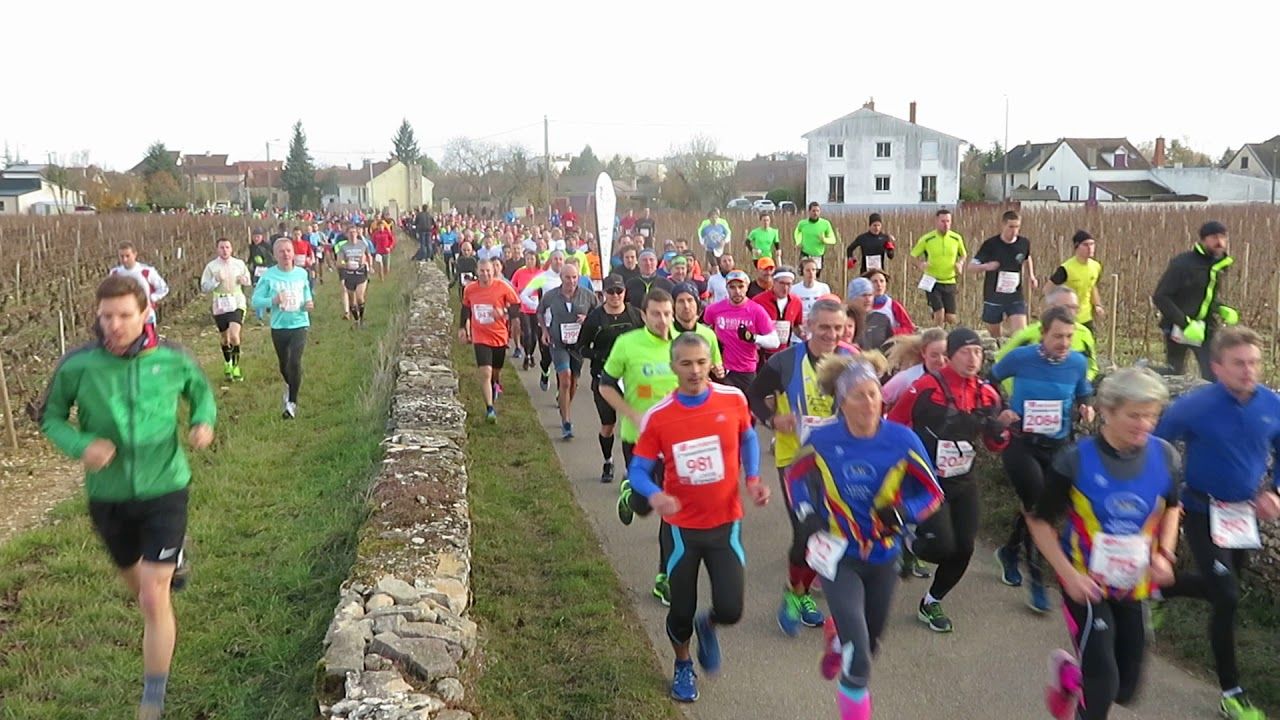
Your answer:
[1199,221,1228,239]
[946,327,983,357]
[1071,230,1093,246]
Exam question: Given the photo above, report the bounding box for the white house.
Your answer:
[1222,136,1280,179]
[802,101,965,210]
[320,160,434,215]
[0,165,86,214]
[634,159,667,183]
[983,142,1056,200]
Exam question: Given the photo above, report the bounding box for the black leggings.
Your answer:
[519,313,538,356]
[823,557,897,692]
[1063,595,1147,719]
[662,521,745,644]
[538,330,552,374]
[1001,435,1065,584]
[1164,332,1215,381]
[913,478,980,600]
[623,440,673,575]
[270,328,307,403]
[1162,509,1248,691]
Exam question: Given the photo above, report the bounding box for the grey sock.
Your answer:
[142,673,168,707]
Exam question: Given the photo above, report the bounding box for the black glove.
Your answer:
[874,504,905,537]
[737,323,755,343]
[794,501,825,540]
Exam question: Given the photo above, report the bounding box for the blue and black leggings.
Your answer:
[661,521,746,644]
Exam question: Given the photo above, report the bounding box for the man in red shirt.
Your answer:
[290,227,315,289]
[751,265,804,353]
[372,220,396,280]
[459,259,520,423]
[628,332,768,703]
[561,204,580,233]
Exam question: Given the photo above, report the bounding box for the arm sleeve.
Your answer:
[579,311,602,356]
[39,364,95,459]
[845,237,860,259]
[627,423,664,498]
[251,276,273,310]
[519,275,542,310]
[1152,258,1189,327]
[990,351,1016,383]
[1153,397,1188,443]
[183,352,217,427]
[1033,446,1077,522]
[599,370,622,392]
[303,277,314,304]
[740,426,760,478]
[898,432,945,523]
[910,238,926,258]
[892,300,915,334]
[149,269,170,303]
[793,224,803,246]
[459,304,471,328]
[200,263,218,293]
[1049,265,1068,285]
[1074,362,1093,399]
[746,361,784,424]
[785,453,819,519]
[886,382,926,427]
[752,305,779,348]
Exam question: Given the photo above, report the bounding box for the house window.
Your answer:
[828,143,844,159]
[1069,186,1080,201]
[0,200,5,211]
[1242,156,1250,169]
[875,142,891,158]
[1045,185,1055,190]
[1114,150,1128,169]
[827,175,845,203]
[920,176,937,202]
[874,176,891,193]
[921,141,938,161]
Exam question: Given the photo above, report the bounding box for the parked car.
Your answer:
[751,199,776,213]
[726,197,753,211]
[777,200,798,214]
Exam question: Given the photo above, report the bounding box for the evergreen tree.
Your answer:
[282,121,317,208]
[392,119,421,166]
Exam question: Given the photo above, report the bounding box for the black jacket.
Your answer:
[1152,246,1231,330]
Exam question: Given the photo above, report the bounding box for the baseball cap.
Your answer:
[725,270,750,284]
[946,327,984,357]
[603,274,626,292]
[756,257,776,271]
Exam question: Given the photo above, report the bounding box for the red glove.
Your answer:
[846,258,855,270]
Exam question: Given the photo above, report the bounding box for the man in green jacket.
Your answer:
[38,274,217,720]
[794,201,838,274]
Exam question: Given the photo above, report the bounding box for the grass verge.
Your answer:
[452,334,679,719]
[0,251,415,719]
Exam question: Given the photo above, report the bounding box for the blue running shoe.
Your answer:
[539,372,550,392]
[694,611,721,674]
[995,545,1023,587]
[671,659,698,703]
[1027,579,1051,614]
[797,593,825,627]
[562,421,574,440]
[777,591,803,637]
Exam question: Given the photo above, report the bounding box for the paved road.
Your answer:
[513,365,1218,719]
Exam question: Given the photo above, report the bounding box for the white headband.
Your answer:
[772,271,796,282]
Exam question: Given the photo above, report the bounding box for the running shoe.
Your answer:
[170,548,190,592]
[485,408,497,424]
[670,659,698,703]
[539,371,550,392]
[917,598,953,633]
[777,590,803,637]
[512,347,523,360]
[616,481,634,525]
[493,382,503,399]
[1221,693,1266,720]
[283,402,297,420]
[900,547,932,580]
[1027,579,1051,614]
[562,422,574,441]
[653,573,671,607]
[798,593,825,627]
[694,611,721,674]
[600,461,614,484]
[222,361,233,381]
[1044,648,1082,720]
[820,617,841,680]
[995,545,1023,587]
[231,365,244,381]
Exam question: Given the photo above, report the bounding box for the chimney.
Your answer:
[909,101,917,124]
[1153,137,1166,168]
[863,97,875,111]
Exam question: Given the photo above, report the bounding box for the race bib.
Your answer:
[996,270,1021,294]
[560,322,582,344]
[918,274,937,292]
[473,304,496,325]
[799,415,836,444]
[254,266,267,279]
[279,290,301,313]
[935,440,975,478]
[640,226,651,237]
[213,294,238,315]
[806,531,848,581]
[346,259,362,270]
[1210,500,1262,549]
[775,320,792,344]
[865,254,883,271]
[673,435,725,485]
[1022,400,1064,435]
[1088,532,1150,589]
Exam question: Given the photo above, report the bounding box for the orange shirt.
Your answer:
[633,385,750,529]
[586,252,603,280]
[462,281,519,347]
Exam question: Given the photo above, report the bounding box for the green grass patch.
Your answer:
[0,253,416,719]
[453,333,679,720]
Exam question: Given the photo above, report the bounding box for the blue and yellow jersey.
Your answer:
[786,419,943,564]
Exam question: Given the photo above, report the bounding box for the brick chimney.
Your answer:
[863,97,875,111]
[1153,137,1166,168]
[909,101,917,124]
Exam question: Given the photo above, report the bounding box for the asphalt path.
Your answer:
[512,362,1218,719]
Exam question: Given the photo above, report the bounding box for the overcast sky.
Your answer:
[6,0,1274,171]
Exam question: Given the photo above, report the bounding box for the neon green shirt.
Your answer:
[910,230,967,284]
[747,226,780,258]
[794,217,838,257]
[602,326,677,442]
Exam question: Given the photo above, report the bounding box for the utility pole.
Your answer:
[265,141,272,210]
[1001,95,1009,204]
[1272,144,1277,205]
[544,115,551,218]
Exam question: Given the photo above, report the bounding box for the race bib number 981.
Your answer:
[673,436,725,485]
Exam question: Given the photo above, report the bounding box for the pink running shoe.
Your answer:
[1044,648,1082,720]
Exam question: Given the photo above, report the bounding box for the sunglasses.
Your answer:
[605,288,625,294]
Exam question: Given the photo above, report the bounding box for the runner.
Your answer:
[887,327,1015,632]
[1152,220,1237,381]
[786,354,944,720]
[967,210,1037,341]
[199,237,252,381]
[627,332,768,703]
[290,227,316,290]
[910,209,967,327]
[251,238,314,419]
[624,249,675,307]
[706,254,735,304]
[881,328,948,409]
[111,241,170,326]
[846,277,877,351]
[670,282,725,374]
[307,222,328,284]
[845,212,896,274]
[745,298,851,635]
[452,242,479,300]
[615,244,641,286]
[859,270,915,351]
[703,270,779,394]
[247,230,275,323]
[635,207,657,248]
[1048,230,1105,332]
[601,289,680,604]
[372,218,396,280]
[519,250,583,391]
[581,275,645,482]
[794,201,838,273]
[989,306,1094,613]
[747,257,774,299]
[1155,327,1280,720]
[752,264,803,351]
[746,212,780,262]
[537,263,599,440]
[994,285,1099,390]
[336,230,374,327]
[460,258,520,423]
[1026,367,1181,720]
[511,249,542,369]
[697,207,731,267]
[793,257,832,326]
[38,275,216,720]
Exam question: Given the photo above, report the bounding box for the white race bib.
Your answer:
[935,440,975,478]
[1088,532,1150,589]
[254,266,267,279]
[806,531,848,581]
[798,414,836,444]
[865,254,883,271]
[640,227,651,237]
[775,320,792,344]
[673,435,725,485]
[996,270,1021,294]
[1210,500,1262,549]
[560,322,582,344]
[1022,400,1064,435]
[918,274,938,292]
[213,294,238,315]
[279,290,302,313]
[473,304,496,325]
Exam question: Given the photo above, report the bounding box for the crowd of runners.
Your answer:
[454,204,1276,720]
[28,196,1280,720]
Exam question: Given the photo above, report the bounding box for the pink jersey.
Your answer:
[703,298,775,373]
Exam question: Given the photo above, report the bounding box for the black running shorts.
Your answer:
[88,487,189,568]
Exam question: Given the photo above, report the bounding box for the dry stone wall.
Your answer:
[317,264,476,720]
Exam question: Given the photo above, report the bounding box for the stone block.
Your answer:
[370,633,458,682]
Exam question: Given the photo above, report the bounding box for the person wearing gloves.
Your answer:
[704,270,779,394]
[1152,220,1237,381]
[752,265,805,351]
[697,207,732,268]
[851,270,915,351]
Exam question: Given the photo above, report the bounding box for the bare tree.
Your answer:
[666,135,736,210]
[442,137,503,197]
